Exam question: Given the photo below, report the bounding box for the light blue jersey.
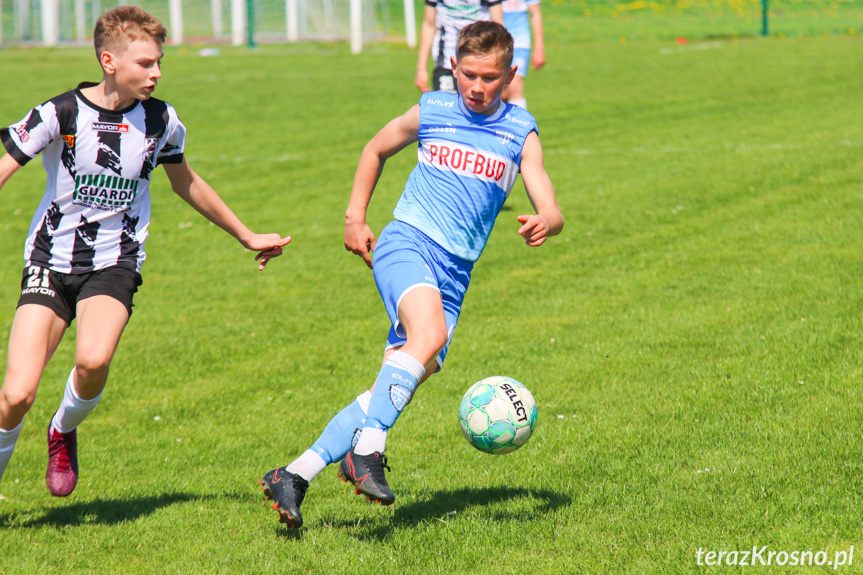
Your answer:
[393,91,537,262]
[503,0,539,50]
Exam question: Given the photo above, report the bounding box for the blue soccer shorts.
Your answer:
[372,221,473,371]
[512,48,531,78]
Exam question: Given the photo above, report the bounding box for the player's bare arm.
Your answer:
[0,154,22,191]
[163,158,291,270]
[517,131,563,246]
[490,3,504,24]
[528,4,545,70]
[345,105,421,269]
[415,5,438,92]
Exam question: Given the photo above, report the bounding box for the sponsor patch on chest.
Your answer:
[73,174,139,212]
[92,122,130,133]
[419,139,518,191]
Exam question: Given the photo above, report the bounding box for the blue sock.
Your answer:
[307,391,370,465]
[354,351,425,455]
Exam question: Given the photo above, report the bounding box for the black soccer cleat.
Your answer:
[337,449,395,506]
[259,467,309,528]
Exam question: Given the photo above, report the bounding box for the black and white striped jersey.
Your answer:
[426,0,503,68]
[1,82,186,274]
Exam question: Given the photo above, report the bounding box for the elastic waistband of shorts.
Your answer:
[24,261,141,277]
[392,220,475,270]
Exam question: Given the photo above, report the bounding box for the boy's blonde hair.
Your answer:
[93,6,166,59]
[456,21,514,69]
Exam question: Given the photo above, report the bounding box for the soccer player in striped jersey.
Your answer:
[502,0,545,110]
[415,0,504,93]
[0,6,290,498]
[261,21,563,528]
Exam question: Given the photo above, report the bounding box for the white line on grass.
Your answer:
[660,41,725,55]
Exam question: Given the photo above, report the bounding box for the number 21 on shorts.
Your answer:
[27,266,50,289]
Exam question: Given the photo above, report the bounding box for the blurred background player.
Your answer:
[0,6,289,497]
[502,0,545,109]
[261,21,563,529]
[415,0,504,93]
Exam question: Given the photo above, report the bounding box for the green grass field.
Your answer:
[1,2,862,573]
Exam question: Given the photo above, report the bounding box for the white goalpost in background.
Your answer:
[0,0,419,51]
[41,0,58,45]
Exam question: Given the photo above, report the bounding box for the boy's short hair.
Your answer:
[456,21,514,69]
[93,6,166,59]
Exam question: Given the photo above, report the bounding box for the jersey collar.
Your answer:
[457,95,507,125]
[75,82,141,116]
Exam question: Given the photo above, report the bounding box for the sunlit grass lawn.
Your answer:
[0,12,861,575]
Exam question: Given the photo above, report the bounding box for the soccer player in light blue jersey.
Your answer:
[260,21,563,528]
[502,0,545,110]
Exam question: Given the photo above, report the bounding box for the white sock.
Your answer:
[51,368,102,434]
[356,390,371,413]
[286,450,328,482]
[353,427,388,456]
[509,97,528,110]
[0,419,24,483]
[386,350,426,382]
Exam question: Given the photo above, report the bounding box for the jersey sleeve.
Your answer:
[485,0,504,7]
[156,105,186,165]
[1,102,61,166]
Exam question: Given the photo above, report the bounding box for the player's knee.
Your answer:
[0,384,37,415]
[75,353,111,382]
[413,326,448,359]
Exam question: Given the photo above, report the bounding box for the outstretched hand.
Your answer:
[243,233,292,271]
[517,214,550,247]
[532,51,546,71]
[415,70,430,93]
[344,221,376,269]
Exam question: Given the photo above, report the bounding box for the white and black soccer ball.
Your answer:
[458,376,537,454]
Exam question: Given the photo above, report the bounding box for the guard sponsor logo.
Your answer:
[448,3,480,16]
[63,135,75,149]
[389,384,412,412]
[15,125,30,143]
[92,122,130,133]
[73,174,139,213]
[420,139,518,191]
